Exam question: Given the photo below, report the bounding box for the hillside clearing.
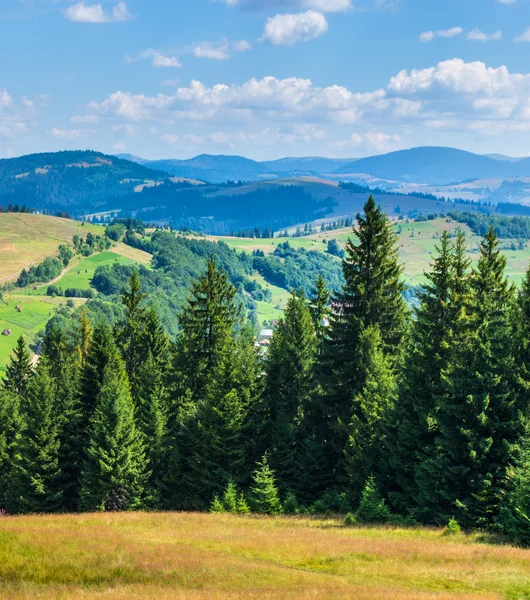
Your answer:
[0,512,529,599]
[0,214,101,282]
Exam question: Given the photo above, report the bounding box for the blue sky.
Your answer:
[2,0,530,160]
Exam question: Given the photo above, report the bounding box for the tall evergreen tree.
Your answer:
[417,228,514,526]
[322,196,407,486]
[0,389,22,511]
[4,336,32,395]
[10,362,63,514]
[80,354,148,512]
[264,290,317,496]
[79,323,120,451]
[309,276,331,350]
[42,323,82,512]
[344,325,397,501]
[387,231,465,513]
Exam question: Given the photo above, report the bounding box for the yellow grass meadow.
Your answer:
[1,512,530,599]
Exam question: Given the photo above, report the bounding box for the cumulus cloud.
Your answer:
[220,0,352,13]
[81,59,530,154]
[419,26,463,42]
[334,132,401,153]
[194,38,251,60]
[0,89,46,146]
[467,28,502,41]
[260,11,328,46]
[515,27,530,42]
[49,127,91,140]
[125,50,182,68]
[64,2,131,23]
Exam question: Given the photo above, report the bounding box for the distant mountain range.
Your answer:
[2,147,530,233]
[118,147,530,186]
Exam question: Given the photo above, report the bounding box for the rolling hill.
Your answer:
[335,146,530,185]
[0,150,167,214]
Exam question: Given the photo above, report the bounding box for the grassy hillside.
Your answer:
[0,213,101,283]
[210,217,530,286]
[0,512,528,599]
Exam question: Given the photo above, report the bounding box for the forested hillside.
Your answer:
[2,196,530,549]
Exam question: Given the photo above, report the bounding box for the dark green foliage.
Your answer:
[0,390,22,510]
[250,455,282,515]
[323,196,407,488]
[356,476,391,525]
[80,354,148,512]
[4,336,32,396]
[498,431,530,546]
[264,290,317,498]
[10,362,63,514]
[16,256,63,287]
[309,275,331,348]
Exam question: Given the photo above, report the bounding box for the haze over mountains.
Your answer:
[2,146,530,233]
[117,146,530,186]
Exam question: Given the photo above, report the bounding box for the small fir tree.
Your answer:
[250,455,282,515]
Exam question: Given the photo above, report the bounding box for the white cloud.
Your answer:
[260,11,328,46]
[334,132,401,153]
[160,78,181,88]
[0,89,14,111]
[64,2,131,23]
[70,114,100,124]
[194,38,251,60]
[84,59,530,154]
[126,49,182,68]
[220,0,351,13]
[515,27,530,42]
[113,141,126,151]
[467,28,502,42]
[419,26,463,42]
[49,127,90,140]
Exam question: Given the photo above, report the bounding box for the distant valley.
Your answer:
[1,146,530,235]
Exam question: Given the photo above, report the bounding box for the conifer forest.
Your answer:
[3,196,530,547]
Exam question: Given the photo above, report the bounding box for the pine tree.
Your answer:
[250,455,282,515]
[169,259,260,510]
[0,389,22,511]
[79,323,120,451]
[4,336,32,395]
[323,196,407,486]
[498,428,530,547]
[10,362,63,514]
[344,325,397,501]
[309,276,330,349]
[264,290,317,497]
[80,354,148,512]
[387,231,465,514]
[417,227,514,527]
[116,271,147,385]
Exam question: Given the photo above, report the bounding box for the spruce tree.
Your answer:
[309,276,330,349]
[0,389,22,511]
[41,323,82,512]
[498,428,530,547]
[387,231,463,514]
[80,354,148,512]
[79,323,120,451]
[10,362,63,514]
[344,325,396,501]
[323,196,407,486]
[264,290,317,497]
[4,336,32,395]
[250,455,282,515]
[417,227,514,527]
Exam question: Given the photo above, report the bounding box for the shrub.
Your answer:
[222,481,238,513]
[250,455,282,515]
[344,512,357,527]
[210,495,225,514]
[311,490,351,515]
[356,476,391,524]
[283,491,300,515]
[444,518,461,536]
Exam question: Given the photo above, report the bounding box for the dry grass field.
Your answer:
[0,214,101,283]
[0,512,529,599]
